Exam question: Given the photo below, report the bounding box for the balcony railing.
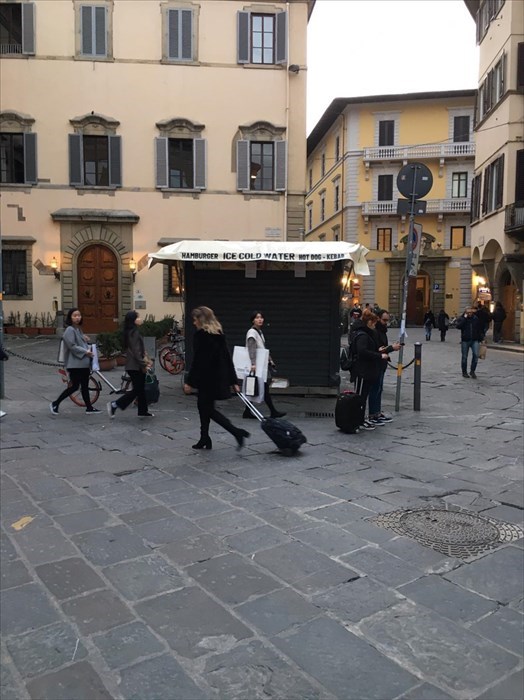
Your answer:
[363,142,475,162]
[505,202,524,234]
[362,198,471,216]
[0,44,22,54]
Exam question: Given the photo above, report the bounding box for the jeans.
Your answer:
[115,369,148,415]
[368,369,385,416]
[461,340,479,374]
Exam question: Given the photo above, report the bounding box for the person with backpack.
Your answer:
[423,309,436,341]
[368,310,400,426]
[437,309,450,342]
[348,309,390,431]
[492,301,507,343]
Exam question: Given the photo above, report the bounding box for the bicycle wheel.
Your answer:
[163,350,185,375]
[158,346,174,372]
[69,375,101,407]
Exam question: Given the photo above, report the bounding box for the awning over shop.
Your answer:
[148,240,370,276]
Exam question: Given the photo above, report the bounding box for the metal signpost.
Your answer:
[394,163,433,412]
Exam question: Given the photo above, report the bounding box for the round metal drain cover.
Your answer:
[371,506,524,559]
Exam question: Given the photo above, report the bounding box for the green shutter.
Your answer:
[69,134,83,186]
[236,140,249,190]
[155,137,168,188]
[24,133,37,184]
[237,12,250,64]
[22,3,35,55]
[193,139,206,190]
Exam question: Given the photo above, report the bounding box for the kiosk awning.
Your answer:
[148,240,370,276]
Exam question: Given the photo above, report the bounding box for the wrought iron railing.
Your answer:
[504,203,524,233]
[0,44,23,54]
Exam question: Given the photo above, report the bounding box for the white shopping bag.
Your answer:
[233,346,268,403]
[90,344,100,372]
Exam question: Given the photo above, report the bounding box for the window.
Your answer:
[518,43,524,91]
[450,226,466,249]
[237,10,286,65]
[471,173,482,221]
[69,133,121,187]
[320,192,325,222]
[482,154,504,214]
[515,150,524,203]
[236,138,286,192]
[476,0,505,44]
[0,131,37,185]
[0,2,34,55]
[164,7,195,61]
[335,135,340,162]
[377,228,392,252]
[321,151,326,177]
[332,225,340,241]
[453,116,470,143]
[452,172,468,198]
[334,180,340,212]
[156,136,206,190]
[168,265,183,296]
[308,168,312,190]
[307,203,313,231]
[379,120,394,147]
[2,248,28,297]
[478,54,506,121]
[79,5,108,57]
[377,174,393,201]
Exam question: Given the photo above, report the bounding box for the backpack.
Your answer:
[340,331,364,374]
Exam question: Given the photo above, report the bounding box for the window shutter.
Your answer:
[237,11,250,64]
[155,137,168,188]
[24,133,37,184]
[81,6,93,55]
[495,153,504,209]
[515,150,524,202]
[168,9,179,59]
[108,135,122,187]
[94,6,106,56]
[236,140,249,190]
[193,139,206,190]
[517,43,524,90]
[274,140,287,191]
[275,12,287,65]
[69,134,83,186]
[482,167,489,214]
[22,3,35,55]
[181,9,193,60]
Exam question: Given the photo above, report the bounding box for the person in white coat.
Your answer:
[243,311,285,420]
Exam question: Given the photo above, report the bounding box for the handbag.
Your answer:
[479,341,487,360]
[244,370,259,397]
[57,339,65,365]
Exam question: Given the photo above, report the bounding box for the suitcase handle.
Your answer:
[237,392,265,421]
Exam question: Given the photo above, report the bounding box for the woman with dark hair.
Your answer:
[50,308,100,414]
[183,306,249,450]
[243,311,285,420]
[107,311,153,419]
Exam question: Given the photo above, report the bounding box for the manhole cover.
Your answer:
[371,506,524,559]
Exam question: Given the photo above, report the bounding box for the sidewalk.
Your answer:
[1,330,523,700]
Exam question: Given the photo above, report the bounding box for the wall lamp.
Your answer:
[50,257,60,280]
[129,258,137,281]
[288,64,300,73]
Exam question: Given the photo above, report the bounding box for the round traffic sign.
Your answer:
[397,163,433,199]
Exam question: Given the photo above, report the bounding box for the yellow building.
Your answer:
[307,90,477,324]
[464,0,524,343]
[1,0,314,332]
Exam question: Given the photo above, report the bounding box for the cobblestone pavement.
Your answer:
[1,330,523,700]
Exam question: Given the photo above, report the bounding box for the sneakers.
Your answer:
[107,402,117,419]
[138,412,154,417]
[462,372,469,378]
[368,416,386,426]
[360,420,377,431]
[470,371,477,379]
[85,407,101,414]
[378,412,393,423]
[49,402,59,415]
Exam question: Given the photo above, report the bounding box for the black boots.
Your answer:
[233,429,250,450]
[192,434,212,449]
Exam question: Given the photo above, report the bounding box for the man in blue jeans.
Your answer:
[368,310,401,425]
[456,307,485,379]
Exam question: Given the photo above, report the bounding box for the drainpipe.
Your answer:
[284,1,290,241]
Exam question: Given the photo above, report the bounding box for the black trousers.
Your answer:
[55,368,93,409]
[115,370,148,415]
[197,392,239,438]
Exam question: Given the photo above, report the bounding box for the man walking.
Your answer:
[456,307,485,379]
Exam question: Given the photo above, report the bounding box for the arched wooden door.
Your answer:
[78,245,119,333]
[406,272,429,325]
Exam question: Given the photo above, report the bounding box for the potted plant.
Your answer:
[96,332,120,370]
[23,311,39,336]
[4,311,22,334]
[39,312,56,335]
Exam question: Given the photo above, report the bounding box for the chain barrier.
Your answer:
[388,357,415,371]
[3,347,62,368]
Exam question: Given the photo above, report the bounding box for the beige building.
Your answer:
[1,0,313,332]
[307,91,477,324]
[464,0,524,342]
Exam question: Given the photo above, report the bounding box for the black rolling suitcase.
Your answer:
[335,391,364,433]
[238,392,306,455]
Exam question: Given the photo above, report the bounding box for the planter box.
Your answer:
[116,353,127,367]
[23,327,39,336]
[98,357,117,371]
[4,326,22,335]
[38,328,56,335]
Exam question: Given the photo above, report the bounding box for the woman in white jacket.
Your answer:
[243,311,285,420]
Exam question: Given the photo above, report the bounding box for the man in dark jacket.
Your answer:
[456,307,485,379]
[368,310,401,425]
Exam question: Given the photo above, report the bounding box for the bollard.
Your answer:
[413,342,422,411]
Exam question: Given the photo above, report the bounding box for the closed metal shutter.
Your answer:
[184,264,342,389]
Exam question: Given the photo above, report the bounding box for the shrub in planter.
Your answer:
[96,331,121,369]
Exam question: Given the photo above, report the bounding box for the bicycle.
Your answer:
[158,320,185,375]
[58,367,131,407]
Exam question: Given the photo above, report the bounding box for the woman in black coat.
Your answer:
[184,306,249,450]
[350,309,390,430]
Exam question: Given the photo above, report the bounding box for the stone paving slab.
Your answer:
[1,332,523,700]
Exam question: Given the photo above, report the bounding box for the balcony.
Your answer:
[0,44,22,55]
[363,142,475,162]
[362,198,471,217]
[504,202,524,241]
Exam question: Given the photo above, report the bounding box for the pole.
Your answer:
[413,342,422,411]
[394,167,419,412]
[0,234,4,400]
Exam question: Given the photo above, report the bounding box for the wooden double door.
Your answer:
[77,244,119,333]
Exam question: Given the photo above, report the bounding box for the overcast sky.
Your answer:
[307,0,479,134]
